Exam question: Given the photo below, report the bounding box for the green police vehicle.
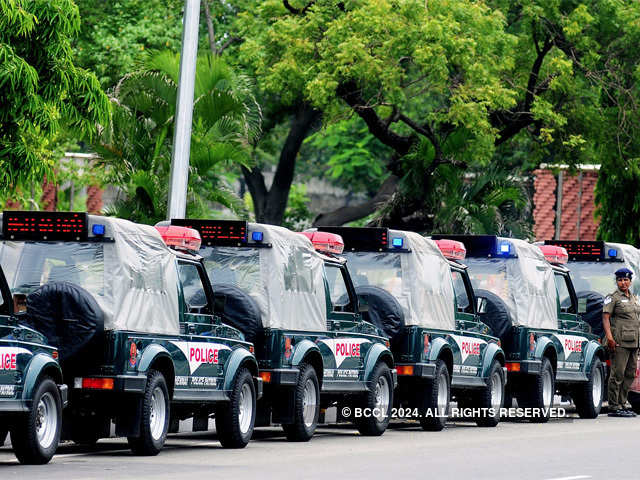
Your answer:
[433,235,606,421]
[313,227,507,429]
[0,211,260,455]
[168,219,397,440]
[542,240,640,411]
[0,261,66,464]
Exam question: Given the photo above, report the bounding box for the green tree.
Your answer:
[0,0,109,190]
[95,52,261,224]
[237,0,640,230]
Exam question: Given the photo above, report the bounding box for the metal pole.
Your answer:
[167,0,201,220]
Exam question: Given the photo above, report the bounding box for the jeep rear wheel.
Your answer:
[572,357,604,419]
[282,363,320,442]
[355,362,393,436]
[518,357,554,423]
[474,360,505,427]
[128,370,170,456]
[10,377,62,465]
[216,368,256,448]
[418,359,451,431]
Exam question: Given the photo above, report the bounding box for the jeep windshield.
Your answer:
[567,262,622,296]
[200,246,262,295]
[341,252,404,298]
[463,257,512,303]
[0,242,105,305]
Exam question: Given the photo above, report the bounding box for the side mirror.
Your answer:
[476,297,487,315]
[577,298,587,314]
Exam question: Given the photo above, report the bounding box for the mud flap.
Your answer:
[115,396,143,437]
[271,388,295,424]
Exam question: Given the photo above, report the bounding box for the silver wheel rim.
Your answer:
[35,392,57,449]
[490,371,503,410]
[542,369,553,408]
[238,383,253,435]
[302,379,318,428]
[592,366,603,409]
[374,375,390,421]
[437,373,449,416]
[149,386,166,441]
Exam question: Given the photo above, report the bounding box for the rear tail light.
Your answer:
[506,362,521,372]
[259,372,272,383]
[52,350,58,360]
[397,365,414,376]
[76,377,115,390]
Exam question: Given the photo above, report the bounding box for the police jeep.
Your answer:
[433,235,606,421]
[314,227,507,429]
[168,219,397,440]
[0,261,66,464]
[0,211,260,455]
[542,240,640,412]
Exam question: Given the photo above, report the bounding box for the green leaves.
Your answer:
[0,0,108,191]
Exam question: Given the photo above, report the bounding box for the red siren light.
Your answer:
[435,239,467,260]
[539,245,568,265]
[300,231,345,255]
[156,225,202,252]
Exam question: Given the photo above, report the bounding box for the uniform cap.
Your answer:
[615,268,633,279]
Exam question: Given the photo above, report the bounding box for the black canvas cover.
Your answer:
[353,285,405,340]
[576,290,605,338]
[25,281,104,363]
[211,283,262,343]
[475,289,513,340]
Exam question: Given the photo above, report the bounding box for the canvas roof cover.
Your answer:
[0,214,180,335]
[344,231,456,330]
[201,223,327,331]
[466,238,557,329]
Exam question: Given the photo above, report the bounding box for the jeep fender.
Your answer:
[533,335,557,370]
[480,343,506,380]
[291,339,323,379]
[364,343,395,384]
[582,340,605,377]
[22,353,63,402]
[223,347,259,392]
[428,336,453,373]
[137,343,173,375]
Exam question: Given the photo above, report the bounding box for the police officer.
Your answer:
[603,268,640,417]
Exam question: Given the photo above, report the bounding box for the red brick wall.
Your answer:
[533,169,600,241]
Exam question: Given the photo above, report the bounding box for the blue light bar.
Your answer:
[92,224,105,236]
[608,248,617,258]
[499,242,511,255]
[392,237,404,248]
[251,231,264,242]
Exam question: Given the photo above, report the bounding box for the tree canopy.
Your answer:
[0,0,109,190]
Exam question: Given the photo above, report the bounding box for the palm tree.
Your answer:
[94,51,261,224]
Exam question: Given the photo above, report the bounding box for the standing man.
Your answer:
[603,268,640,417]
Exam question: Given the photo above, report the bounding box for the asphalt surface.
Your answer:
[1,413,639,480]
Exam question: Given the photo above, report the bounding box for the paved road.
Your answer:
[2,414,639,480]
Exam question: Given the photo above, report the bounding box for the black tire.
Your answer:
[572,357,604,419]
[216,368,256,448]
[629,391,640,414]
[127,370,169,456]
[517,357,555,423]
[282,363,320,442]
[418,359,451,431]
[0,429,7,447]
[211,284,262,343]
[10,377,62,465]
[474,289,513,340]
[474,360,505,427]
[352,286,405,341]
[355,362,393,436]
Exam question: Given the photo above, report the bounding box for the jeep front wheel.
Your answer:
[518,357,554,423]
[474,360,505,427]
[11,377,62,465]
[355,362,393,436]
[216,367,256,448]
[418,359,451,431]
[573,357,604,419]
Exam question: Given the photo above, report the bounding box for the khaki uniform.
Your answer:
[603,289,640,409]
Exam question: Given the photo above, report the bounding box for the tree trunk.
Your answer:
[313,175,398,226]
[243,102,320,225]
[202,0,217,55]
